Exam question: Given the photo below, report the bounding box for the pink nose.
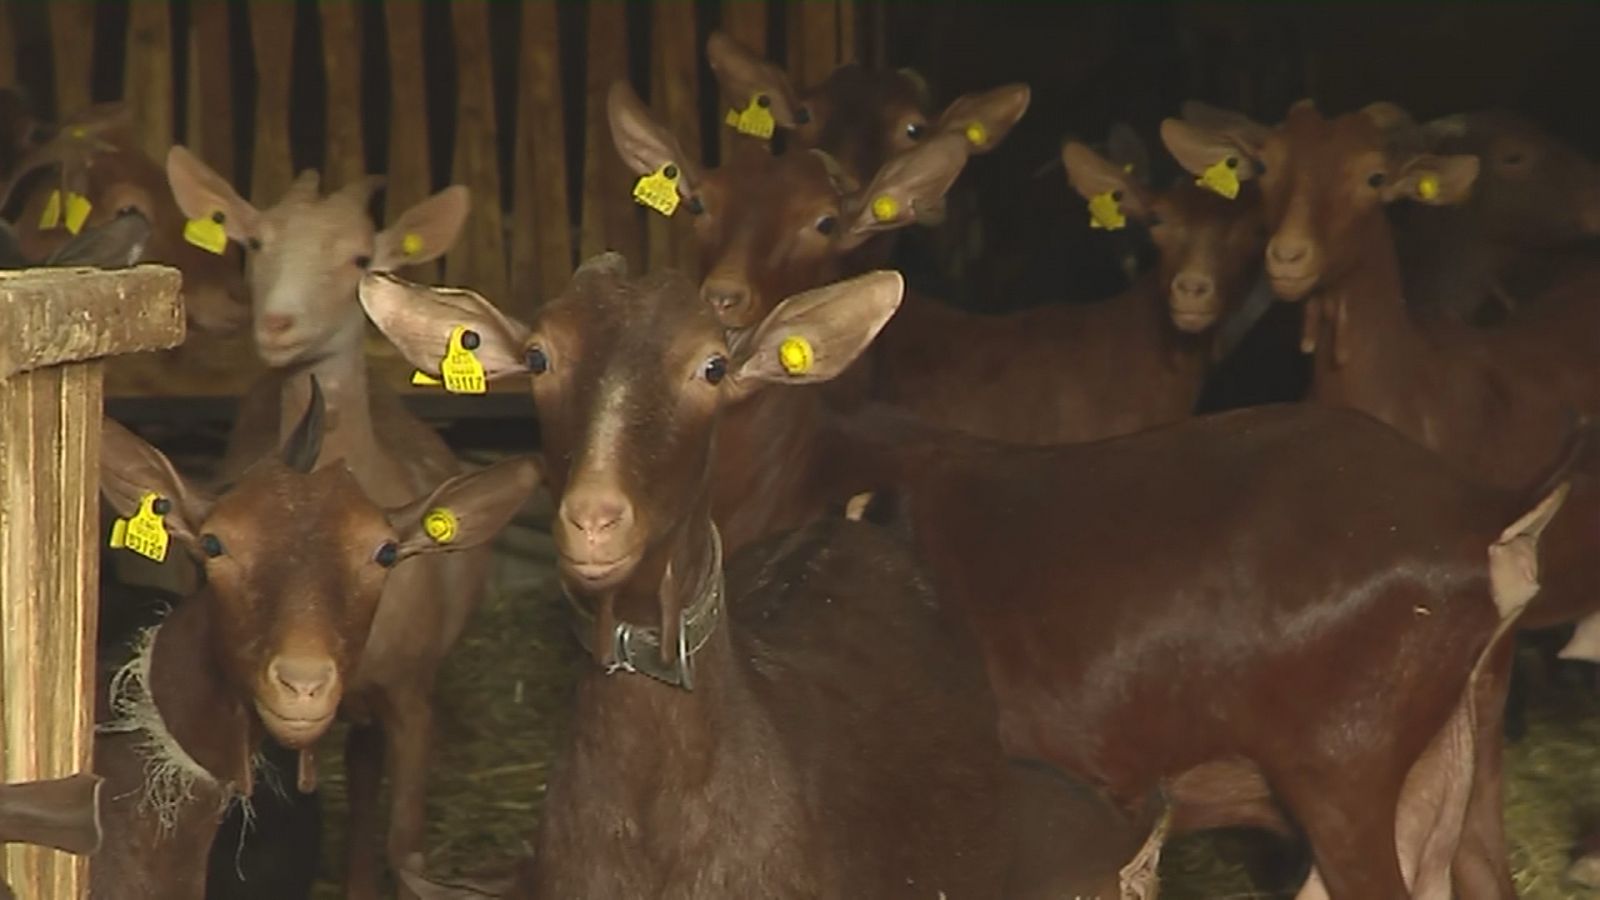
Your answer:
[269,656,335,701]
[259,313,295,336]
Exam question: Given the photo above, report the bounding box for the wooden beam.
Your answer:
[381,1,435,285]
[579,3,641,266]
[791,2,838,90]
[649,1,701,277]
[718,2,768,163]
[248,2,296,203]
[319,1,364,191]
[123,1,173,164]
[444,0,507,302]
[511,1,572,310]
[187,1,234,181]
[0,265,184,900]
[0,2,17,90]
[47,3,94,116]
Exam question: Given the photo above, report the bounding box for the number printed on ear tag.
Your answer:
[412,325,487,395]
[632,164,682,217]
[108,492,171,563]
[1197,157,1241,200]
[1087,191,1126,231]
[725,94,777,140]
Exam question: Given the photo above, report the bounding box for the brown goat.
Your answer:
[361,261,1168,899]
[95,387,536,899]
[363,257,1574,899]
[165,147,481,899]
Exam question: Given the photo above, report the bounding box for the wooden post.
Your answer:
[579,3,641,266]
[445,0,508,302]
[0,265,184,900]
[319,1,364,191]
[649,1,701,276]
[248,2,296,203]
[47,4,94,116]
[123,0,172,163]
[511,0,571,309]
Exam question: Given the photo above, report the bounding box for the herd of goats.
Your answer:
[0,27,1598,900]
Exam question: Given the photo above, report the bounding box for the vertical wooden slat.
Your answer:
[48,3,94,116]
[319,1,364,191]
[511,1,572,310]
[718,1,767,163]
[123,1,173,162]
[445,0,507,301]
[189,1,234,181]
[0,2,16,90]
[838,0,856,66]
[649,2,701,276]
[0,363,101,900]
[794,3,838,90]
[249,2,296,203]
[579,3,641,267]
[383,2,429,223]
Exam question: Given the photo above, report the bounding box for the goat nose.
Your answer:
[1173,273,1214,300]
[700,279,751,318]
[1267,238,1310,266]
[259,313,295,336]
[269,656,335,700]
[561,489,634,541]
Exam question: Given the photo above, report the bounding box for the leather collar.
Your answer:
[564,526,725,690]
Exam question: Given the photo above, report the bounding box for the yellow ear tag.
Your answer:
[1416,173,1440,201]
[1087,191,1126,231]
[69,126,87,140]
[108,493,171,563]
[64,192,92,235]
[39,190,62,230]
[964,122,989,147]
[1196,157,1241,200]
[183,213,228,255]
[422,508,458,545]
[778,335,814,376]
[401,231,424,257]
[411,325,487,394]
[724,94,776,140]
[871,195,900,223]
[632,163,681,217]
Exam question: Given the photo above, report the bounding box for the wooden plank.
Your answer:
[718,2,767,163]
[0,2,16,90]
[319,1,363,191]
[838,0,856,65]
[0,266,185,380]
[649,2,701,276]
[123,0,173,163]
[444,0,507,301]
[0,362,101,900]
[248,2,296,203]
[189,1,234,182]
[792,2,838,90]
[579,2,641,267]
[510,1,572,309]
[48,3,94,116]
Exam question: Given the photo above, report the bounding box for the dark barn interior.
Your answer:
[2,2,1599,898]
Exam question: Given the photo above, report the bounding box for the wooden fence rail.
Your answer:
[0,1,865,326]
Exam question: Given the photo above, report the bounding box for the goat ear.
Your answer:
[1061,140,1152,221]
[390,456,542,560]
[44,209,150,268]
[1160,118,1266,183]
[734,270,903,388]
[1383,154,1479,207]
[706,31,806,131]
[607,80,702,202]
[359,273,532,381]
[166,145,260,244]
[1105,122,1151,182]
[842,133,971,246]
[100,418,212,545]
[373,186,470,270]
[935,83,1030,155]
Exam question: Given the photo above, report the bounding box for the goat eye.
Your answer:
[703,355,728,385]
[247,237,262,251]
[525,346,549,375]
[374,541,399,568]
[1367,172,1387,189]
[905,122,925,140]
[354,254,372,269]
[200,534,225,558]
[815,215,838,236]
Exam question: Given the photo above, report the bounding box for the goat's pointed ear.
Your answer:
[374,186,470,270]
[935,83,1030,155]
[1062,141,1152,221]
[45,209,150,268]
[706,31,806,131]
[359,273,532,381]
[100,417,212,545]
[842,133,971,246]
[1382,153,1479,207]
[1105,122,1151,183]
[390,457,542,560]
[607,80,702,202]
[166,145,261,244]
[1160,118,1266,183]
[734,270,903,388]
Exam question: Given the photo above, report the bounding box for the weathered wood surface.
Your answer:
[383,0,433,283]
[445,0,509,304]
[512,0,572,306]
[123,1,172,164]
[188,1,235,182]
[650,1,701,276]
[319,1,364,191]
[0,266,185,900]
[248,2,295,203]
[47,4,94,117]
[0,267,184,381]
[580,3,640,266]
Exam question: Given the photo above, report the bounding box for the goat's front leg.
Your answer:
[382,685,436,900]
[343,721,386,900]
